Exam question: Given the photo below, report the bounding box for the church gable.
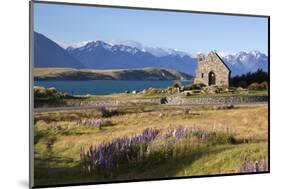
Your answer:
[193,51,231,87]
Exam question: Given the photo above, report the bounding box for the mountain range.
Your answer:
[222,51,268,75]
[34,32,268,76]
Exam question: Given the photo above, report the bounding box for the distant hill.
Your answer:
[33,67,192,81]
[34,32,84,68]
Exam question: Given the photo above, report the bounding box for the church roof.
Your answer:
[210,51,231,73]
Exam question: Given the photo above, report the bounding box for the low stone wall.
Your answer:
[35,95,268,109]
[167,95,268,105]
[64,98,160,107]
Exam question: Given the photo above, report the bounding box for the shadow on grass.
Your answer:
[34,144,233,187]
[108,145,233,180]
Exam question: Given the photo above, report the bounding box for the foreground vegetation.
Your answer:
[230,69,268,88]
[34,103,268,186]
[33,74,269,186]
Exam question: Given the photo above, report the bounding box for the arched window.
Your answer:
[208,71,216,86]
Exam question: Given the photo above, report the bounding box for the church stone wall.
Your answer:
[194,51,230,87]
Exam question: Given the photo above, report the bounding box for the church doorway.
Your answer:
[208,71,216,86]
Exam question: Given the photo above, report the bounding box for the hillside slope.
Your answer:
[33,67,192,81]
[34,32,84,68]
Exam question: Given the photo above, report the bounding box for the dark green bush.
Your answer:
[207,133,236,145]
[97,107,121,117]
[231,69,268,88]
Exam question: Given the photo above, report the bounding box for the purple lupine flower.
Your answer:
[255,161,260,172]
[244,162,250,172]
[81,128,160,170]
[80,126,236,172]
[262,158,267,171]
[250,162,255,172]
[239,159,267,173]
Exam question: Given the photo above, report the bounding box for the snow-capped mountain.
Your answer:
[36,32,268,76]
[66,40,268,76]
[67,40,144,55]
[222,51,268,76]
[65,39,190,58]
[66,40,197,75]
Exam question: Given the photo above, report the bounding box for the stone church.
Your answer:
[193,51,231,87]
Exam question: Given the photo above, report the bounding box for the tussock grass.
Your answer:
[34,104,268,186]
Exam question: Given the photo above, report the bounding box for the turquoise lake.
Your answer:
[34,80,192,95]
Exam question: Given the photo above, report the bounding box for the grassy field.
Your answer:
[33,102,268,186]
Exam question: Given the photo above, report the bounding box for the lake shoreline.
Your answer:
[35,80,192,95]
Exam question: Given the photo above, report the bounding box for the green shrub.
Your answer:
[207,133,237,145]
[248,82,260,90]
[34,86,64,101]
[259,81,268,90]
[46,87,62,98]
[236,87,244,91]
[248,81,268,90]
[191,83,206,90]
[97,107,121,117]
[172,82,182,88]
[34,86,47,98]
[230,69,268,87]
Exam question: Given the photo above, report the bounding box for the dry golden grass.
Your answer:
[33,68,75,76]
[33,67,167,79]
[34,103,268,186]
[35,104,268,163]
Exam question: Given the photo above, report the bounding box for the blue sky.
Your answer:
[34,2,268,55]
